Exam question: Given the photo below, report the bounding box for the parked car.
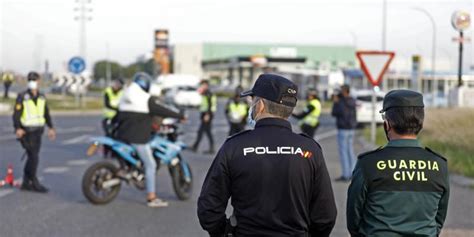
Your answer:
[353,90,385,125]
[164,86,202,108]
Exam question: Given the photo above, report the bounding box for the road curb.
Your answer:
[356,133,474,189]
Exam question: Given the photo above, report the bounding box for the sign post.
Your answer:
[451,10,471,87]
[356,51,395,144]
[68,56,86,108]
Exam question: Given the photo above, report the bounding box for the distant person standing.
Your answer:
[292,88,322,138]
[192,80,216,154]
[347,90,449,237]
[331,85,357,181]
[102,79,124,134]
[2,71,14,99]
[12,72,56,193]
[102,79,124,156]
[225,88,248,136]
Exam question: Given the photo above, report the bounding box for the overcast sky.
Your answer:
[0,0,472,73]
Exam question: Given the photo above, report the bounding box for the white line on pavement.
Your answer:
[314,129,338,141]
[61,135,90,145]
[0,189,14,198]
[43,166,70,174]
[67,159,90,166]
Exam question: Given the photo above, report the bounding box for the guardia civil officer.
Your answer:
[198,74,337,237]
[347,89,449,237]
[102,78,123,157]
[13,72,56,193]
[292,88,322,138]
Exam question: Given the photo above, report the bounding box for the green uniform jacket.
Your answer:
[347,139,449,237]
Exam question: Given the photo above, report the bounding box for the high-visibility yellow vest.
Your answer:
[103,87,123,119]
[301,99,321,127]
[228,102,248,123]
[200,94,217,113]
[21,96,46,127]
[2,73,13,82]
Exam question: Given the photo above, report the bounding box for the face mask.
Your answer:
[28,81,38,90]
[247,101,258,128]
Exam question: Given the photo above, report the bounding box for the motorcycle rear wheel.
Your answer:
[82,161,122,205]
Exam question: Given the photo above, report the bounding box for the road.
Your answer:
[0,105,473,237]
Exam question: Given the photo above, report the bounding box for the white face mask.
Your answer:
[28,81,38,90]
[247,100,258,128]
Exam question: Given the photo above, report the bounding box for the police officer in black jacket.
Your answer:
[198,74,337,237]
[13,72,56,193]
[347,90,449,237]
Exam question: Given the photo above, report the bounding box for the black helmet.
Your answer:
[27,71,40,81]
[133,72,152,92]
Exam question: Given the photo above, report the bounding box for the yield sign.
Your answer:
[356,51,395,86]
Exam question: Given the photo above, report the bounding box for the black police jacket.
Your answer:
[198,118,337,237]
[347,139,449,237]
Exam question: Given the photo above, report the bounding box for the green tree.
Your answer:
[93,60,123,81]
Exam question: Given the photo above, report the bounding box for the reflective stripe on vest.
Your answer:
[103,87,123,119]
[302,99,321,127]
[200,94,217,112]
[21,97,46,127]
[228,102,248,123]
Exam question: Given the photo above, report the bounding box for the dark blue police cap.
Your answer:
[240,74,298,107]
[380,89,424,113]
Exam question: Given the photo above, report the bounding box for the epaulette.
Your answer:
[425,147,447,161]
[225,129,252,142]
[357,146,383,159]
[298,133,322,149]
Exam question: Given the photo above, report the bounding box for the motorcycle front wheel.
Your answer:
[169,156,193,200]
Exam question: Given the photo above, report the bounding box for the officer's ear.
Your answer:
[257,99,265,114]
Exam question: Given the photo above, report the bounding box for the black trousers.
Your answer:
[301,123,319,138]
[193,118,214,151]
[228,123,245,136]
[20,129,43,180]
[102,118,114,157]
[3,82,11,98]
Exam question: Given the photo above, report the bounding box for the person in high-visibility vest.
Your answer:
[12,71,56,193]
[102,79,124,157]
[2,71,14,98]
[292,88,322,138]
[102,79,124,135]
[225,88,248,136]
[192,80,217,154]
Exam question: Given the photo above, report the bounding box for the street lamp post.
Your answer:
[413,7,437,105]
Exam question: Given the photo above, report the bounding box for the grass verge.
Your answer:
[362,108,474,178]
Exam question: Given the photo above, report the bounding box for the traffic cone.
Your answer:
[0,164,19,187]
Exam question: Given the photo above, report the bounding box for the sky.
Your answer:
[0,0,472,74]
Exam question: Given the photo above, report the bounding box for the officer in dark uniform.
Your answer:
[198,74,337,237]
[347,89,449,237]
[12,72,56,193]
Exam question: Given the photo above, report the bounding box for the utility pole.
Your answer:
[74,0,93,60]
[106,42,111,87]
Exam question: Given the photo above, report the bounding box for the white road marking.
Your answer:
[67,159,90,166]
[314,129,338,141]
[0,126,97,142]
[43,166,70,174]
[0,189,14,198]
[62,135,90,145]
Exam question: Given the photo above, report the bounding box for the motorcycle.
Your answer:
[82,118,192,205]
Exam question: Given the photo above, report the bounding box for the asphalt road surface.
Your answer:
[0,106,473,237]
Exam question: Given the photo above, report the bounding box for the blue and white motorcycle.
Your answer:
[82,118,192,205]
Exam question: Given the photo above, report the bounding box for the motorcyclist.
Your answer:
[115,72,185,207]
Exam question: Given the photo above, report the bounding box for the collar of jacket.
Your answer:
[255,118,292,130]
[386,139,422,148]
